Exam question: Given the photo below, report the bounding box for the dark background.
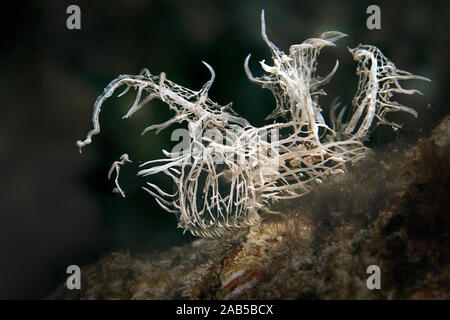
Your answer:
[0,0,448,299]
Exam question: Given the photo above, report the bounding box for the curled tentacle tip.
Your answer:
[76,138,90,147]
[201,60,214,73]
[76,140,86,153]
[201,60,215,85]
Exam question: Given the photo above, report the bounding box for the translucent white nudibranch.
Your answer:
[76,10,429,237]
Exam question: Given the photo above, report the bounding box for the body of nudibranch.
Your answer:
[77,10,429,237]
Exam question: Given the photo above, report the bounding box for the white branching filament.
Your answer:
[77,10,429,237]
[108,153,132,197]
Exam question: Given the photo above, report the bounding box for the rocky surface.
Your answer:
[51,116,450,299]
